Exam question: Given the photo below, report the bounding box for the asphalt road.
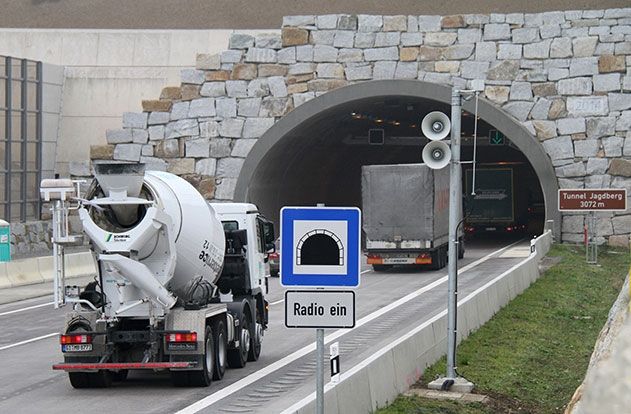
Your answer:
[0,237,527,414]
[0,1,627,29]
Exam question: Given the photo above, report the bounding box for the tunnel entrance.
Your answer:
[297,230,344,266]
[235,80,559,239]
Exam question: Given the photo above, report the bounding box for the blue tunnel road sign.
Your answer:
[280,207,361,288]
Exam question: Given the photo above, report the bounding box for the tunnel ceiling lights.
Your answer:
[349,112,412,128]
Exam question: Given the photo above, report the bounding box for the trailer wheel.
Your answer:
[68,370,112,388]
[185,325,214,387]
[212,320,227,380]
[227,312,249,369]
[372,264,392,272]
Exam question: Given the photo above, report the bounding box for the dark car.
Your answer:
[268,239,280,277]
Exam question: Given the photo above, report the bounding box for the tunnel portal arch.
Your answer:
[234,80,560,238]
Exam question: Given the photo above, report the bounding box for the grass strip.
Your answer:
[377,244,630,414]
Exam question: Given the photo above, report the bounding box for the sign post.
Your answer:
[281,205,361,414]
[558,189,627,264]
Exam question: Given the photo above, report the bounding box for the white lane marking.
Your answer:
[268,269,372,306]
[280,253,534,414]
[0,301,54,317]
[175,241,521,414]
[0,332,58,351]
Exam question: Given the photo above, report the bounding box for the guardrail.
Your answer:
[285,231,553,414]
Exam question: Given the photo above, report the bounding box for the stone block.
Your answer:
[188,98,216,118]
[594,73,621,92]
[337,14,358,30]
[543,135,574,160]
[567,96,609,116]
[586,117,616,139]
[148,112,170,125]
[487,60,520,80]
[557,162,586,177]
[170,101,190,120]
[570,57,598,77]
[196,53,221,70]
[221,50,243,64]
[292,91,315,107]
[574,139,599,157]
[562,215,584,233]
[394,62,418,79]
[231,139,257,158]
[243,118,275,138]
[443,44,474,60]
[288,63,316,75]
[181,69,205,85]
[282,15,315,27]
[442,15,465,28]
[549,99,567,120]
[381,15,406,31]
[160,86,181,100]
[313,45,338,62]
[310,30,335,45]
[540,25,561,39]
[358,14,383,32]
[236,98,260,117]
[287,83,308,94]
[609,159,631,177]
[141,145,153,159]
[354,32,375,48]
[498,44,522,60]
[510,81,533,100]
[210,139,233,157]
[418,15,441,32]
[216,158,245,178]
[226,80,248,98]
[122,112,148,129]
[475,42,496,61]
[316,14,339,30]
[195,158,217,176]
[296,45,313,61]
[503,101,534,122]
[231,64,257,80]
[200,82,227,97]
[182,85,201,101]
[307,78,348,91]
[345,64,372,80]
[364,47,399,61]
[425,32,457,47]
[532,120,557,139]
[277,47,296,64]
[90,145,114,160]
[247,79,270,97]
[140,156,167,171]
[612,215,631,234]
[214,178,238,200]
[199,121,219,138]
[484,23,511,41]
[148,125,165,140]
[106,129,132,144]
[407,15,418,32]
[572,37,598,57]
[167,158,195,175]
[374,32,401,47]
[255,33,282,49]
[586,175,612,190]
[185,138,210,158]
[154,139,182,158]
[260,97,293,117]
[218,119,244,138]
[586,157,610,175]
[548,67,569,81]
[558,77,593,95]
[531,82,558,97]
[337,48,363,63]
[315,63,343,79]
[216,98,237,118]
[550,37,572,58]
[512,28,539,44]
[245,48,276,63]
[530,98,552,120]
[435,61,460,73]
[625,132,631,156]
[557,118,586,135]
[484,85,510,104]
[132,129,148,144]
[598,54,626,73]
[460,61,489,79]
[113,144,142,162]
[523,39,552,59]
[333,31,355,48]
[165,119,199,139]
[457,28,482,44]
[608,235,630,248]
[142,100,172,112]
[372,61,396,79]
[603,136,624,157]
[399,47,419,62]
[266,76,287,97]
[609,93,631,111]
[229,33,255,49]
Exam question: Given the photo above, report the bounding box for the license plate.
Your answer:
[62,344,93,352]
[485,227,497,231]
[383,258,414,264]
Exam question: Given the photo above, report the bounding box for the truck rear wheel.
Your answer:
[174,325,214,387]
[68,370,112,388]
[227,313,249,369]
[212,320,227,380]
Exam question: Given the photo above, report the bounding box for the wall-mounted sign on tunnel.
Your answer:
[280,206,361,288]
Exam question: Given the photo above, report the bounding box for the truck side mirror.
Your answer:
[262,220,275,245]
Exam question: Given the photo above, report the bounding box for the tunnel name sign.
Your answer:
[558,189,627,211]
[280,206,360,328]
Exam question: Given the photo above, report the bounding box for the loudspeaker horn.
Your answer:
[422,141,451,169]
[421,111,451,141]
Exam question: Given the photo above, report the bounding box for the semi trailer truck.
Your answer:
[41,163,275,388]
[361,163,463,271]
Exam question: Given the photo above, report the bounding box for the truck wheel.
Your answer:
[212,320,227,380]
[248,313,262,362]
[68,370,112,388]
[187,325,214,387]
[372,264,392,272]
[227,313,249,369]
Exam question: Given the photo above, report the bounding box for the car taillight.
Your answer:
[60,334,92,344]
[415,253,432,265]
[166,332,197,343]
[269,252,279,260]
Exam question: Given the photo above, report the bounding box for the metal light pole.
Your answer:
[446,88,462,380]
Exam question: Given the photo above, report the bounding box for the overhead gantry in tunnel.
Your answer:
[234,80,560,238]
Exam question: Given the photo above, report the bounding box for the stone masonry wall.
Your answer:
[86,9,631,246]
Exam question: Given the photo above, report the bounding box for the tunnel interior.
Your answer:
[247,95,545,238]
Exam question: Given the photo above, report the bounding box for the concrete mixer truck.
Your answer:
[41,163,276,388]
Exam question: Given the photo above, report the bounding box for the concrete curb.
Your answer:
[284,231,553,414]
[0,251,97,289]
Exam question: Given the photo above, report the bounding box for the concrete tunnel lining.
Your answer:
[234,80,560,238]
